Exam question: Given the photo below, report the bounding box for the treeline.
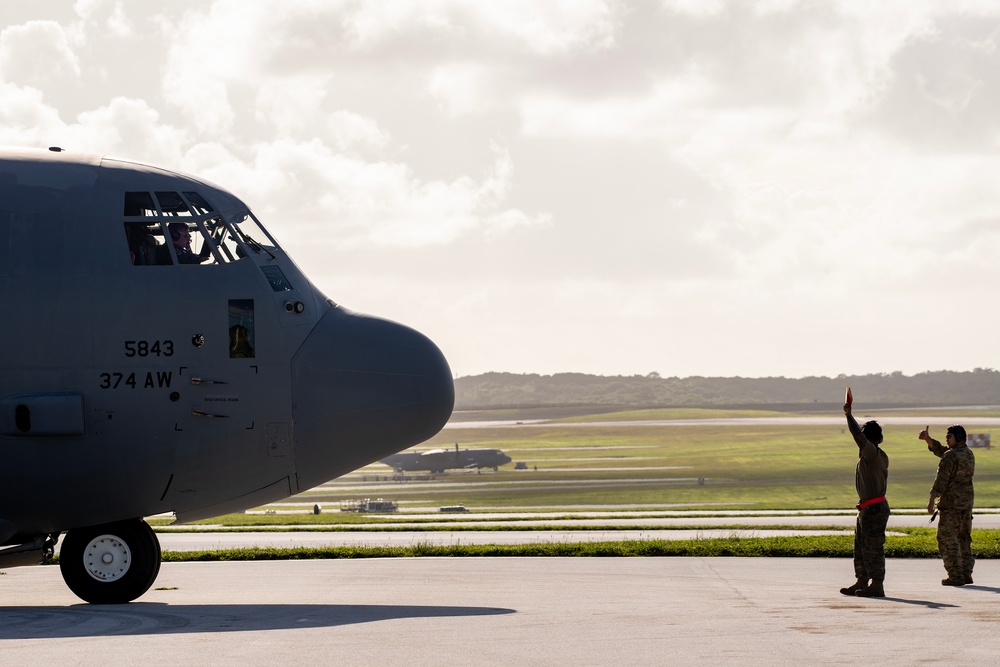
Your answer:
[454,369,1000,410]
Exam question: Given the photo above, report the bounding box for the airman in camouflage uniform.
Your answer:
[919,425,975,586]
[840,400,889,598]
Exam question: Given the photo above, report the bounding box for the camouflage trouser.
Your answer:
[854,501,890,581]
[937,507,974,581]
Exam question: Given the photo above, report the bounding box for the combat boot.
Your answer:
[965,575,974,585]
[941,577,965,586]
[839,579,867,596]
[855,579,884,598]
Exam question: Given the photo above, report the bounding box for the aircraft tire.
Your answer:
[59,519,162,604]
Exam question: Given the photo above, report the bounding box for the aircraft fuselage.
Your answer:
[381,447,511,473]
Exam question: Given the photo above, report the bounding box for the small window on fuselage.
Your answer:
[229,299,256,359]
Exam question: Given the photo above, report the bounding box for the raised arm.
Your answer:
[845,403,873,455]
[918,425,946,458]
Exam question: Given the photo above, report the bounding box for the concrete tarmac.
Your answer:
[3,558,1000,666]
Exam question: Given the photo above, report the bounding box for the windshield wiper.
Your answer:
[238,231,275,260]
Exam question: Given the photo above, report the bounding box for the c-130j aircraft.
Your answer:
[0,147,454,604]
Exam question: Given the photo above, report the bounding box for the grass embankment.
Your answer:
[154,527,1000,562]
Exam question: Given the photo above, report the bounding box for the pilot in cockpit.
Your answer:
[157,222,212,265]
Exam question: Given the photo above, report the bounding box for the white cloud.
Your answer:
[0,20,81,87]
[154,2,266,137]
[183,138,540,249]
[73,0,133,38]
[327,111,391,152]
[338,0,456,47]
[105,2,135,39]
[159,55,235,137]
[73,0,111,21]
[0,82,64,145]
[345,142,543,247]
[467,0,620,55]
[485,209,552,239]
[337,0,620,55]
[253,74,331,138]
[427,62,493,116]
[71,97,188,163]
[520,70,732,142]
[659,0,727,19]
[515,4,1000,313]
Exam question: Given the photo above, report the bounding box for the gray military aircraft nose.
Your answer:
[0,148,455,603]
[291,305,455,489]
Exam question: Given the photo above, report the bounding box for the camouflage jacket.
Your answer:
[929,441,975,510]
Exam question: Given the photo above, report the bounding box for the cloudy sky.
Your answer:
[3,1,1000,380]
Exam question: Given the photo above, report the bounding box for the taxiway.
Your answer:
[3,558,999,666]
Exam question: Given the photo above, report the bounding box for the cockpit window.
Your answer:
[124,191,156,216]
[123,190,281,267]
[154,191,192,216]
[205,206,280,262]
[123,221,163,265]
[184,191,215,215]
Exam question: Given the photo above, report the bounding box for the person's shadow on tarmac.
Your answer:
[868,584,1000,608]
[961,584,1000,594]
[873,597,958,609]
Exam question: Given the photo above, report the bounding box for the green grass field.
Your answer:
[275,408,1000,513]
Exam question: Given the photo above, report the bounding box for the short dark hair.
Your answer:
[862,420,883,445]
[947,425,967,443]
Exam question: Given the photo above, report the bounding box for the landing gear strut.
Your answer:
[59,519,161,604]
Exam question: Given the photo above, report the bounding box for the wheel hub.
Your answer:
[82,534,131,582]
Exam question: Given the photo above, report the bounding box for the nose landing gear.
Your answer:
[59,519,161,604]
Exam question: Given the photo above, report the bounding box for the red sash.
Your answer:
[855,495,886,510]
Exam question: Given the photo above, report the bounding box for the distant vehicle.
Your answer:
[381,443,511,473]
[440,505,469,513]
[0,147,453,604]
[340,498,398,513]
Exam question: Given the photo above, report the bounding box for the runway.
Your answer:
[3,558,999,666]
[445,415,1000,429]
